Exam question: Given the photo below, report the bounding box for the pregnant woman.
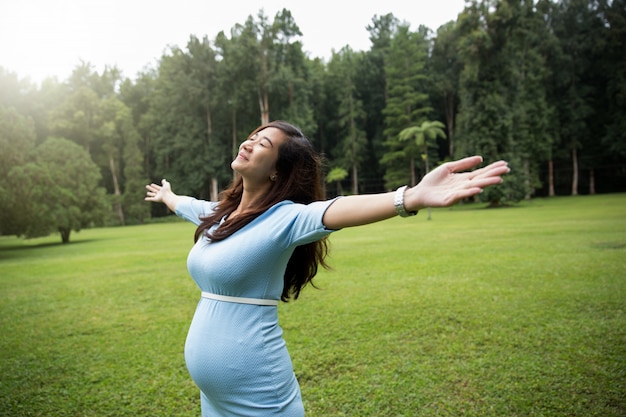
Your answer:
[145,120,509,416]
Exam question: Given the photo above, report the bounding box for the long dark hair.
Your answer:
[194,121,330,301]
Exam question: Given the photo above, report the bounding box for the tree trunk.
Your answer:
[352,164,358,195]
[232,107,238,182]
[109,156,125,225]
[524,159,531,200]
[259,91,270,125]
[589,168,596,195]
[548,159,555,197]
[410,158,416,187]
[59,227,71,244]
[571,147,579,196]
[424,151,432,220]
[210,178,218,202]
[206,107,218,202]
[259,46,270,125]
[445,92,455,158]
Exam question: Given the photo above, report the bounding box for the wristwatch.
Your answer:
[394,185,417,217]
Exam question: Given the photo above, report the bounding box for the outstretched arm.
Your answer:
[145,179,186,212]
[322,156,509,230]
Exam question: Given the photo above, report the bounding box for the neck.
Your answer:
[232,178,272,217]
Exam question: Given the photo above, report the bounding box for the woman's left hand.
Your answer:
[404,156,510,212]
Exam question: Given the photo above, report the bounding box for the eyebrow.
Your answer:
[260,135,274,147]
[249,133,274,147]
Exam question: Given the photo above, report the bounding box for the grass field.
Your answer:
[1,194,625,416]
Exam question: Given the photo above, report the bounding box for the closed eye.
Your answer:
[244,134,273,148]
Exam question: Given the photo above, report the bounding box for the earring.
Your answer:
[270,174,278,182]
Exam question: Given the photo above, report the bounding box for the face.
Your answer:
[231,127,286,183]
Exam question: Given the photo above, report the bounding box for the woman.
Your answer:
[145,120,509,416]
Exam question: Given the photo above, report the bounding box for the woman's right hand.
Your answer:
[145,179,172,204]
[145,179,184,212]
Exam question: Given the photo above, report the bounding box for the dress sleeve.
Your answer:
[287,197,342,246]
[175,197,217,226]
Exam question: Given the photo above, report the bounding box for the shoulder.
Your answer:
[268,199,333,217]
[175,197,219,225]
[264,198,341,231]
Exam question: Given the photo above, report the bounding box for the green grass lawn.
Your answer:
[1,194,625,416]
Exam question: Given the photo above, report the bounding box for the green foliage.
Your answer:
[382,24,433,188]
[1,1,625,235]
[325,167,348,183]
[399,120,447,175]
[49,85,100,150]
[327,47,368,194]
[455,0,560,201]
[429,21,462,158]
[147,38,225,199]
[23,137,109,243]
[326,167,349,195]
[1,194,624,416]
[0,107,37,235]
[0,107,36,172]
[599,0,626,157]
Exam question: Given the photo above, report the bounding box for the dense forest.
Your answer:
[1,0,624,242]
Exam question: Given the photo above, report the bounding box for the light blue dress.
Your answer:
[176,197,337,416]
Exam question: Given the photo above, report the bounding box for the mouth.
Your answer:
[237,152,248,161]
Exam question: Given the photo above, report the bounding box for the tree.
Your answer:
[588,0,626,194]
[506,0,555,199]
[456,0,533,204]
[599,0,626,160]
[399,120,446,175]
[327,47,368,194]
[267,9,316,133]
[355,13,400,193]
[429,21,463,159]
[550,0,602,195]
[48,85,100,152]
[0,67,53,142]
[9,137,108,243]
[0,106,37,235]
[148,37,228,201]
[326,167,348,195]
[399,120,446,220]
[119,70,159,199]
[237,9,306,125]
[95,97,149,224]
[382,24,432,188]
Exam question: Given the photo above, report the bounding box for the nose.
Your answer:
[240,141,252,152]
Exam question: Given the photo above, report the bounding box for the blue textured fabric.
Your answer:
[176,197,337,416]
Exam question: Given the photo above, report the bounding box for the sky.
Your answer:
[0,0,467,85]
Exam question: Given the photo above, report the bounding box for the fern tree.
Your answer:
[399,120,446,176]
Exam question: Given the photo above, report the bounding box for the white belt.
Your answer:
[201,291,279,306]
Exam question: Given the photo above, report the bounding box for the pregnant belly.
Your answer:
[184,299,300,406]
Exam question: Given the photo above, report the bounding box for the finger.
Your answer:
[470,161,509,179]
[480,160,509,173]
[471,176,504,189]
[453,187,484,202]
[447,156,483,173]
